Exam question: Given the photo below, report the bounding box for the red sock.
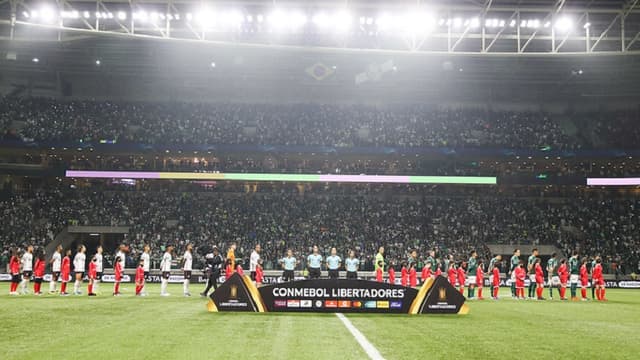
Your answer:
[478,288,483,298]
[114,283,120,294]
[10,282,16,292]
[88,283,93,294]
[560,287,565,299]
[493,287,499,298]
[459,287,464,295]
[35,283,40,293]
[581,288,587,299]
[536,287,542,298]
[601,288,606,299]
[61,282,67,293]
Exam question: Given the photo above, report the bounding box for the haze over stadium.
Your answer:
[1,0,640,359]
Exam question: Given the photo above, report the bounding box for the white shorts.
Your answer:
[467,276,476,285]
[510,271,516,281]
[529,274,536,282]
[549,276,560,286]
[570,274,579,284]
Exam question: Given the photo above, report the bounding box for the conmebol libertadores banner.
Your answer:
[207,273,468,315]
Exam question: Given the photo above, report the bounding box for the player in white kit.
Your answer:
[49,245,63,293]
[19,245,34,295]
[160,246,173,297]
[93,246,104,294]
[73,245,86,295]
[140,245,151,295]
[182,244,193,297]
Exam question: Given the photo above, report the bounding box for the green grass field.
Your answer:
[0,283,638,359]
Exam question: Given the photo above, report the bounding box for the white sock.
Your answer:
[74,280,80,293]
[141,283,146,294]
[49,280,56,292]
[93,280,100,293]
[19,279,27,292]
[183,280,189,294]
[160,279,167,295]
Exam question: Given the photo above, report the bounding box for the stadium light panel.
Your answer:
[117,11,127,21]
[453,18,463,27]
[186,13,193,21]
[469,17,480,28]
[247,15,253,23]
[30,10,39,19]
[40,6,55,23]
[83,11,91,19]
[509,19,516,27]
[555,17,572,32]
[95,59,101,66]
[32,57,39,63]
[257,14,264,23]
[584,22,591,29]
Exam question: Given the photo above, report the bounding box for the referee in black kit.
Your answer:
[200,246,224,297]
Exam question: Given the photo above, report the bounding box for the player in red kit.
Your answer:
[236,264,245,276]
[225,259,233,280]
[457,262,466,295]
[492,265,500,299]
[557,259,569,300]
[135,261,145,296]
[400,262,408,287]
[408,262,417,288]
[535,258,545,300]
[9,248,21,295]
[421,263,432,285]
[515,261,526,299]
[60,249,72,296]
[475,260,485,300]
[255,260,264,287]
[447,262,457,286]
[580,258,589,301]
[87,257,97,296]
[113,256,123,296]
[592,258,606,301]
[33,252,46,295]
[388,264,396,285]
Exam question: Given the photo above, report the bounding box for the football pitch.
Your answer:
[1,283,638,360]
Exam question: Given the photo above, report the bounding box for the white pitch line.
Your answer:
[335,313,385,360]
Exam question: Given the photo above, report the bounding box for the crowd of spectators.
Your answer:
[1,97,582,149]
[1,185,638,274]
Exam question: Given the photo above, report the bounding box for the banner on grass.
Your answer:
[207,273,468,315]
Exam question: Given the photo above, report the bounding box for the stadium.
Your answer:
[1,0,640,358]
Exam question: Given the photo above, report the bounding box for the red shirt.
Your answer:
[135,266,145,284]
[409,268,417,287]
[34,259,45,277]
[255,266,263,284]
[388,267,395,285]
[400,267,408,286]
[592,264,603,281]
[492,267,500,286]
[580,264,588,282]
[515,267,526,286]
[9,255,20,275]
[61,256,71,278]
[421,266,431,281]
[225,265,233,280]
[535,263,544,281]
[376,268,383,283]
[435,267,442,277]
[448,267,457,285]
[476,267,484,284]
[114,262,122,281]
[457,268,465,286]
[88,261,97,279]
[558,264,568,281]
[236,265,244,276]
